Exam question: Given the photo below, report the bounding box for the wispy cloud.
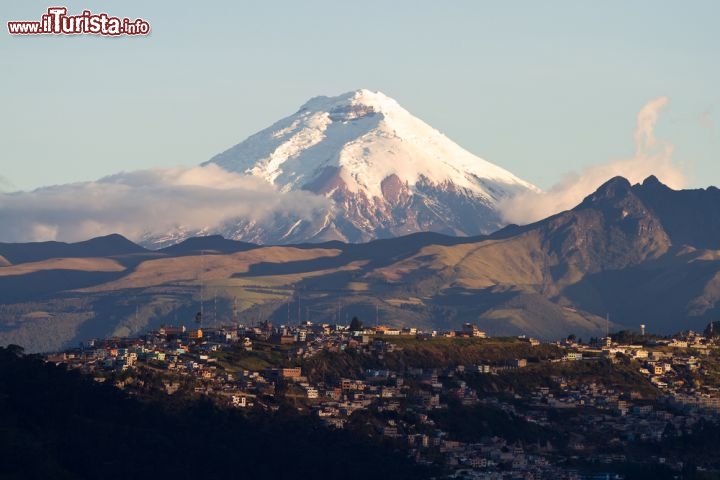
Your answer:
[698,108,716,132]
[498,96,686,225]
[0,175,15,192]
[0,164,330,243]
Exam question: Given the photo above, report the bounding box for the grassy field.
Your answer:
[212,341,297,372]
[383,335,564,365]
[0,257,126,277]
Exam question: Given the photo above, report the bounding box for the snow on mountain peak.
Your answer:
[299,89,399,115]
[207,89,538,203]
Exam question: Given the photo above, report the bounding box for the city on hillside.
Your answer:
[44,317,720,480]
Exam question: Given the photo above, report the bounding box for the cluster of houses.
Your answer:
[564,331,720,411]
[46,322,720,479]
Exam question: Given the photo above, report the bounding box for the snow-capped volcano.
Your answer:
[201,89,539,244]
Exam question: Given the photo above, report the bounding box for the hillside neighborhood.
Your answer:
[47,320,720,479]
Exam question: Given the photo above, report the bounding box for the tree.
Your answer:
[349,316,363,332]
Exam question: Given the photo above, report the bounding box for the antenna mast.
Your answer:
[200,251,204,321]
[233,296,238,325]
[606,313,609,338]
[195,250,205,329]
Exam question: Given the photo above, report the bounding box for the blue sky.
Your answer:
[1,0,718,192]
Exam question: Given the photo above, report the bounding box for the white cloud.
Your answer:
[0,164,330,243]
[498,96,686,225]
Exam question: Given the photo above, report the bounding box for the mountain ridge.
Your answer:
[3,175,720,352]
[0,233,148,265]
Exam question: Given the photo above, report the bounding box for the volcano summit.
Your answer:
[198,89,538,245]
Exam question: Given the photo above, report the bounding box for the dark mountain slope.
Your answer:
[0,233,148,264]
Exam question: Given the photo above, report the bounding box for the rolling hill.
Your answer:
[2,176,720,352]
